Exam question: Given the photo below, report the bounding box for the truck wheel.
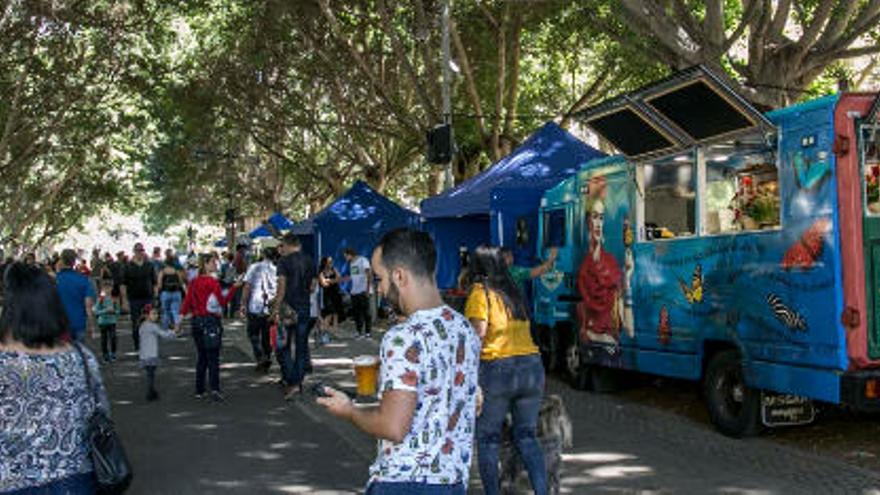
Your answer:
[565,339,589,390]
[703,350,762,438]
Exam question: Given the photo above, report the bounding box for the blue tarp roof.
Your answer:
[249,212,294,238]
[420,122,605,218]
[313,180,419,267]
[290,218,314,235]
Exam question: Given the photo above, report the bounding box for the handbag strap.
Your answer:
[73,342,99,408]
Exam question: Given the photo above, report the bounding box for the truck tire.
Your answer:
[565,338,587,390]
[703,350,762,438]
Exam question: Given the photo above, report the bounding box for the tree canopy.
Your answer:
[2,0,878,249]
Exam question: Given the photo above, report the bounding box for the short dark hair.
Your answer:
[0,263,70,348]
[344,247,357,257]
[282,233,300,247]
[375,228,436,280]
[262,247,279,262]
[60,249,77,267]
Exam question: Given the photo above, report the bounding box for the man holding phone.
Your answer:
[318,229,481,494]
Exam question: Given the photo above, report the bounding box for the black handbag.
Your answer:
[74,343,133,494]
[200,316,223,350]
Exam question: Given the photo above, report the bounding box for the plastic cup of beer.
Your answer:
[354,355,380,403]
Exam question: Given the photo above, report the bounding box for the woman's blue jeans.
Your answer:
[477,353,547,495]
[160,291,182,330]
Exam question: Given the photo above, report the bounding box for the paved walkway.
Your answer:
[95,320,370,495]
[95,316,880,494]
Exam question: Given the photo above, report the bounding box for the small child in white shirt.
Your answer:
[139,304,177,401]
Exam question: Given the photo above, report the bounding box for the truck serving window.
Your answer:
[705,150,779,234]
[543,209,566,247]
[643,155,695,240]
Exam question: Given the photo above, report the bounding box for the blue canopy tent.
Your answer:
[289,218,316,260]
[312,181,419,271]
[421,122,604,288]
[248,212,294,238]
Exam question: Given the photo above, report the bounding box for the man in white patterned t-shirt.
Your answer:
[318,229,481,494]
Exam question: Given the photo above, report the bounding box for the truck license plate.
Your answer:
[761,392,815,427]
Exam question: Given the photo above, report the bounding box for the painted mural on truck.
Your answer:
[529,67,880,434]
[563,96,852,402]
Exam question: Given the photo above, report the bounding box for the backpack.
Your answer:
[220,262,236,287]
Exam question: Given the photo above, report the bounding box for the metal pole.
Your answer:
[441,0,454,191]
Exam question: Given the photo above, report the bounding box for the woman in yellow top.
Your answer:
[465,246,546,495]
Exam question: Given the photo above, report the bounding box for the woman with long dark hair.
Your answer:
[465,246,546,495]
[0,262,109,493]
[318,256,342,334]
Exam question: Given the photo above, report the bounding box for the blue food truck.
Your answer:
[533,66,880,436]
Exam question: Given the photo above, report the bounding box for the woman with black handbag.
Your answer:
[177,253,240,402]
[0,262,130,494]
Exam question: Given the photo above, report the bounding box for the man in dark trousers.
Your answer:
[120,242,156,351]
[273,233,316,400]
[341,247,372,338]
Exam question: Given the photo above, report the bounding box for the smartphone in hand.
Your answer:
[310,382,331,399]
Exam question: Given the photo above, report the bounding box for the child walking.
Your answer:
[139,304,178,401]
[93,280,120,362]
[310,282,328,350]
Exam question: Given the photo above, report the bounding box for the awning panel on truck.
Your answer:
[576,65,775,161]
[584,102,681,158]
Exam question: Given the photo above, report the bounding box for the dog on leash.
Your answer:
[498,394,573,495]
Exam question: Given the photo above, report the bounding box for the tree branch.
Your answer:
[796,0,837,53]
[768,0,793,43]
[450,16,487,139]
[490,5,508,161]
[377,0,439,120]
[723,0,762,54]
[502,10,523,141]
[704,0,725,49]
[315,0,423,135]
[815,0,859,51]
[560,66,613,128]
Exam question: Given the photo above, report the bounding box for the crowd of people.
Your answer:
[0,228,555,494]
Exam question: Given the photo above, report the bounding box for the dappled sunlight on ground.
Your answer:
[559,449,655,492]
[100,323,368,494]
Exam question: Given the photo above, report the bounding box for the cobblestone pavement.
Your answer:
[98,316,880,494]
[546,378,880,494]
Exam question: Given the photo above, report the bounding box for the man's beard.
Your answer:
[385,280,405,317]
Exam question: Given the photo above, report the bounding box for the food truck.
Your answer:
[533,66,880,436]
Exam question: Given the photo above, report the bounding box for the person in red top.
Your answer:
[177,253,240,401]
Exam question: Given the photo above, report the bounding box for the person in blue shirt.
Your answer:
[55,248,96,342]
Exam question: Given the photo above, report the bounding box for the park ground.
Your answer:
[96,316,880,494]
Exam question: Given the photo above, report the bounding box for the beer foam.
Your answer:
[354,355,378,366]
